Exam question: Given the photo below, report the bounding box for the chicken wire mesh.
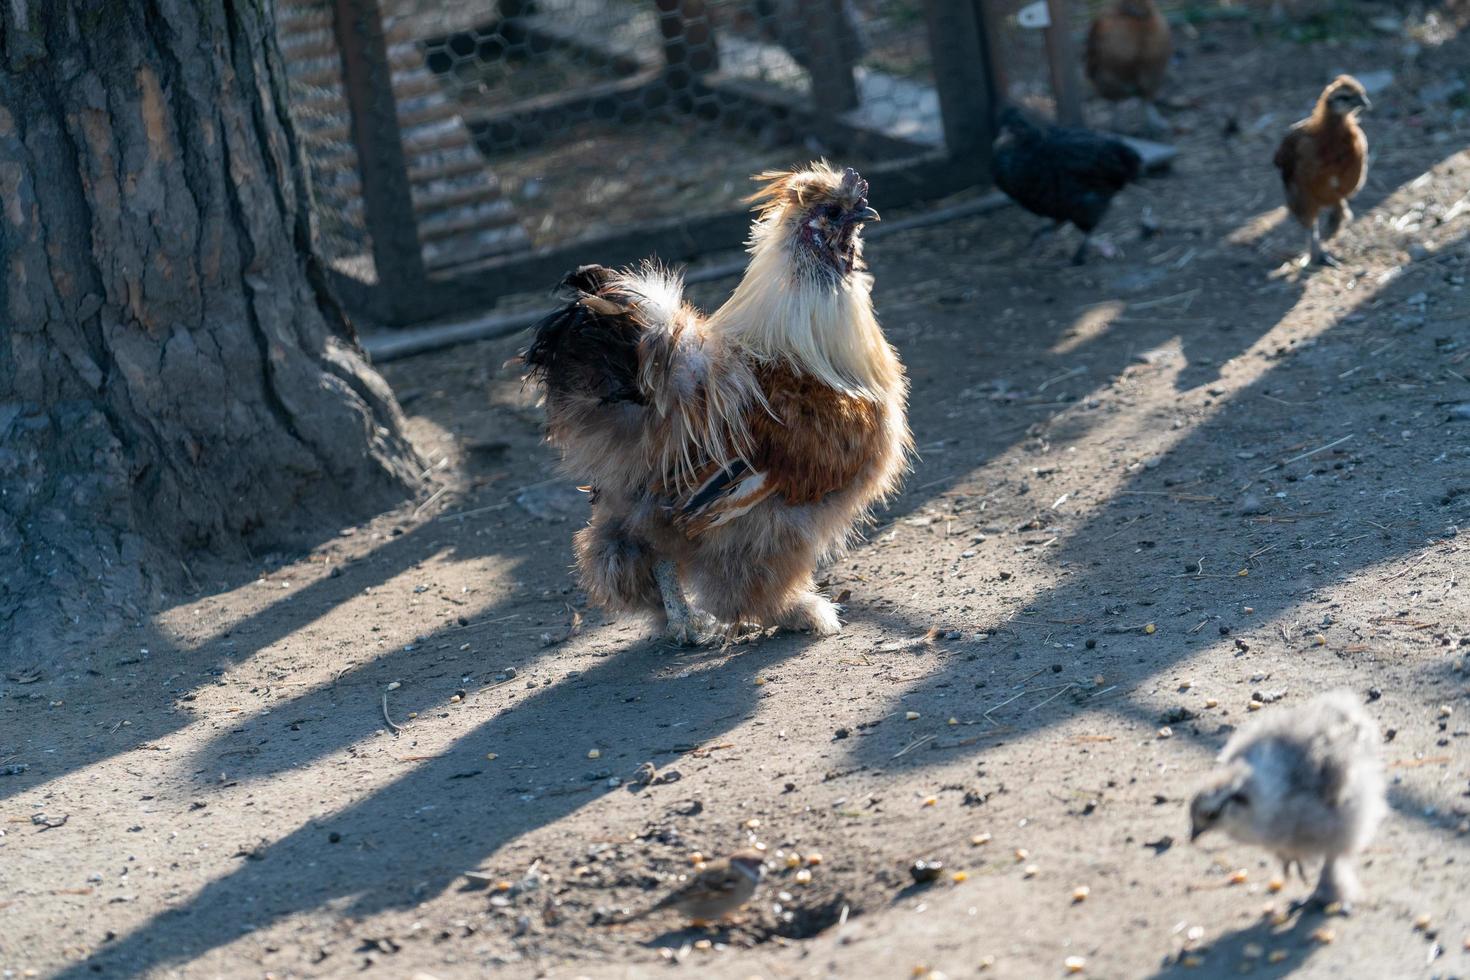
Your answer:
[277,0,967,322]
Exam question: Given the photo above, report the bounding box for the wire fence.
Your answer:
[277,0,1237,324]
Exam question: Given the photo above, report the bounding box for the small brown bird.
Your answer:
[1273,75,1371,267]
[628,850,765,923]
[1189,691,1386,911]
[1085,0,1173,135]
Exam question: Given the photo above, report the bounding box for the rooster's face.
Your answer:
[750,164,879,278]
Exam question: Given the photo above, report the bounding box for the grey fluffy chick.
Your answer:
[1189,690,1386,909]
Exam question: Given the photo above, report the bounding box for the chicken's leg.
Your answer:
[1142,100,1169,137]
[1323,200,1352,241]
[655,561,715,646]
[1305,216,1340,268]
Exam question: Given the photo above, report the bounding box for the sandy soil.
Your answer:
[3,17,1469,980]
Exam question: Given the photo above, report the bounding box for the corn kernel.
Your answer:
[1310,927,1335,944]
[906,711,921,721]
[1014,848,1029,862]
[978,956,996,970]
[1313,634,1326,646]
[1064,955,1086,973]
[1158,726,1174,739]
[1438,705,1453,718]
[693,938,712,950]
[923,795,938,807]
[1413,914,1432,931]
[785,853,802,869]
[970,833,992,846]
[1267,876,1284,893]
[952,870,969,883]
[805,852,823,866]
[794,868,812,885]
[1023,864,1038,878]
[1181,955,1204,968]
[1267,950,1288,964]
[754,676,766,686]
[485,753,498,761]
[690,852,705,865]
[494,880,513,892]
[948,717,959,726]
[1237,569,1249,577]
[744,818,761,829]
[1144,623,1157,634]
[1247,700,1263,711]
[1204,698,1219,709]
[1228,869,1248,885]
[586,749,601,759]
[1072,885,1090,902]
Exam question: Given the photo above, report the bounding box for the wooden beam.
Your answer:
[1043,0,1084,126]
[332,0,426,306]
[796,0,860,113]
[924,0,1001,168]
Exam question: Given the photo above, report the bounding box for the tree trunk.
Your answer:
[0,2,421,656]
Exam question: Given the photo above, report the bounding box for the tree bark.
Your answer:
[0,2,421,657]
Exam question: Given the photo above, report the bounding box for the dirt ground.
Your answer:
[4,15,1470,980]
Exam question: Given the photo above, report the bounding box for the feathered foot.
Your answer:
[1291,857,1360,916]
[777,591,842,636]
[655,561,718,646]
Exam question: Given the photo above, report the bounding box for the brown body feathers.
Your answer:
[1085,0,1172,108]
[522,165,909,639]
[1274,75,1370,266]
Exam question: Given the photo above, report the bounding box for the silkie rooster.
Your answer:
[522,164,910,644]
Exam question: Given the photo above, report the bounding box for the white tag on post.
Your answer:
[1017,1,1051,28]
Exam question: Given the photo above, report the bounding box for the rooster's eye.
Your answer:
[822,204,842,220]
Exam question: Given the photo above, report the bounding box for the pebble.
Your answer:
[910,860,944,884]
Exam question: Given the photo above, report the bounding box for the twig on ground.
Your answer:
[1258,433,1353,473]
[382,690,402,736]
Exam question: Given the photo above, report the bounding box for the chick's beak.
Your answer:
[854,205,880,223]
[1357,95,1372,111]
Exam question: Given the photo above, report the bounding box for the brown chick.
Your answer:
[1085,0,1173,135]
[626,850,765,923]
[1273,75,1371,267]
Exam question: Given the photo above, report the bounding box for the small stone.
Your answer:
[906,711,921,721]
[1158,726,1173,739]
[586,749,600,760]
[910,860,944,884]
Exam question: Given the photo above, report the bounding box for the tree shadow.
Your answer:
[27,104,1467,980]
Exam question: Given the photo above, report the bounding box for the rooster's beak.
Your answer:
[854,206,880,223]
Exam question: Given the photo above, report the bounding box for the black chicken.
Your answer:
[992,107,1143,265]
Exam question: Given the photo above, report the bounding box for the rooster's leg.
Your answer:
[1142,100,1168,137]
[1021,221,1062,260]
[1071,234,1092,266]
[655,561,715,646]
[1307,219,1339,268]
